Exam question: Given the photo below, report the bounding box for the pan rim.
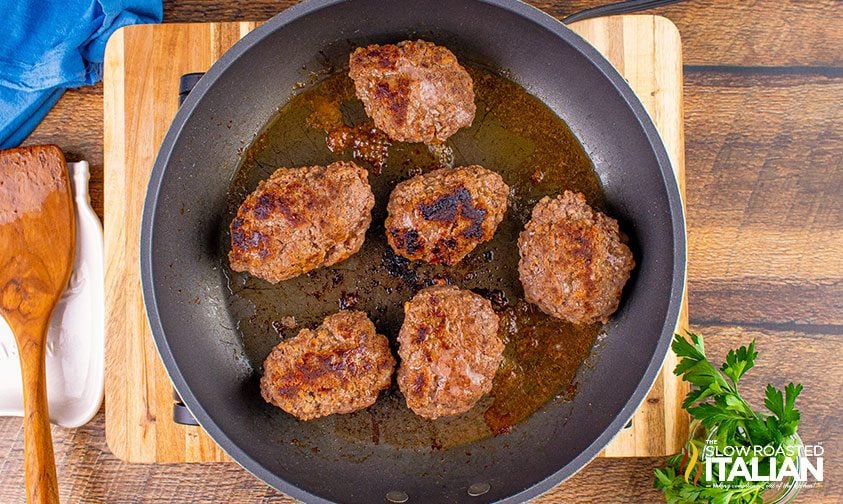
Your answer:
[140,0,686,502]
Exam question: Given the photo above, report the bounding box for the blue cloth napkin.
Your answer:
[0,0,162,149]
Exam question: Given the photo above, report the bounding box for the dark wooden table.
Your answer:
[2,1,841,502]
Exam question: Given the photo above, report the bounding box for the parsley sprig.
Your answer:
[654,332,803,503]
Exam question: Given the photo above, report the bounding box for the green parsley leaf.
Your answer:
[655,332,804,504]
[720,340,757,386]
[764,382,803,436]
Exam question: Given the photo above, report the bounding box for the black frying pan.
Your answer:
[140,1,686,502]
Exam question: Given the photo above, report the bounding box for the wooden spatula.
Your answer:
[0,145,75,504]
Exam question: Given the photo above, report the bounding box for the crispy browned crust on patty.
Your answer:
[397,285,503,419]
[229,161,374,283]
[518,191,635,324]
[260,311,396,420]
[385,165,509,265]
[348,40,476,144]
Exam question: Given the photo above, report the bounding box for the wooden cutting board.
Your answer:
[103,15,688,464]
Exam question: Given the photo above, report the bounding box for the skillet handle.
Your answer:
[172,389,199,426]
[168,72,206,429]
[562,0,682,25]
[179,72,205,106]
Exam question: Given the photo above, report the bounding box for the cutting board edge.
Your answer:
[103,15,688,464]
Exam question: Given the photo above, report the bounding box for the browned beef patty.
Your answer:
[229,161,374,283]
[348,40,476,144]
[518,191,635,324]
[397,285,503,419]
[385,165,509,265]
[260,311,395,421]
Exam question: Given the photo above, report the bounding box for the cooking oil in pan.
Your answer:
[223,65,603,449]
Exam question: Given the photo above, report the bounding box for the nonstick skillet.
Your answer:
[140,0,686,502]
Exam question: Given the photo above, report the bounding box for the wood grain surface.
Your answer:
[0,145,75,504]
[102,21,259,464]
[5,0,842,502]
[160,0,843,67]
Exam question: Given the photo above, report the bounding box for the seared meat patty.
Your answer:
[348,40,476,144]
[260,311,396,420]
[385,165,509,265]
[518,191,635,324]
[397,285,503,419]
[229,161,374,283]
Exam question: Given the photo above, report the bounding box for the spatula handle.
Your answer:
[17,322,60,504]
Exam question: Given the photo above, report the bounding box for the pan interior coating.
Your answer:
[222,65,607,448]
[144,2,684,501]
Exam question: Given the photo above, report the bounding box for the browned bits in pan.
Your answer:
[325,123,392,175]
